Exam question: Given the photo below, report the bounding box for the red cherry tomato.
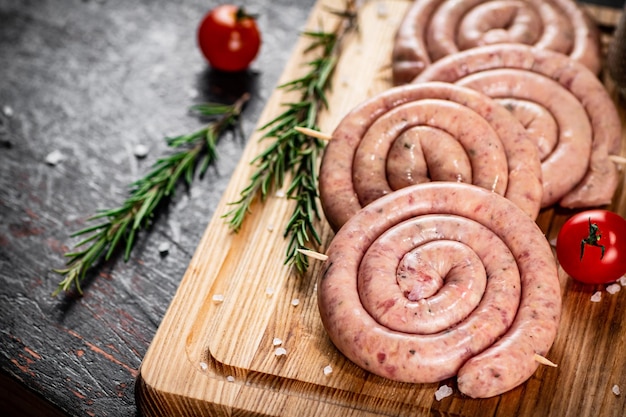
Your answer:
[197,5,261,72]
[556,210,626,284]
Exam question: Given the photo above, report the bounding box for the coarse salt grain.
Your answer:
[3,105,13,117]
[187,88,199,99]
[590,291,602,302]
[274,347,287,357]
[291,298,300,307]
[45,150,66,166]
[199,362,208,371]
[376,1,389,18]
[265,287,274,297]
[212,294,224,304]
[275,190,285,198]
[226,375,235,382]
[133,144,149,158]
[158,242,170,255]
[272,337,283,346]
[620,276,626,286]
[434,385,453,401]
[267,224,274,232]
[606,283,621,294]
[323,365,333,376]
[612,385,621,396]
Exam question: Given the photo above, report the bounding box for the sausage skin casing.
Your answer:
[392,0,601,84]
[317,182,561,398]
[318,81,542,232]
[415,43,622,209]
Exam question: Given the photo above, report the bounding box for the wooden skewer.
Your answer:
[610,154,626,165]
[297,248,329,261]
[294,126,333,141]
[534,353,558,367]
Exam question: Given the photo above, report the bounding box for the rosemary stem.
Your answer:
[53,94,249,296]
[224,0,359,273]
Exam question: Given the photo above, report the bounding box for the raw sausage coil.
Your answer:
[318,81,542,232]
[415,43,622,209]
[392,0,601,85]
[317,182,561,398]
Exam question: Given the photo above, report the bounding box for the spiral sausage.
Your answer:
[318,182,561,398]
[318,81,542,232]
[392,0,601,85]
[415,43,621,209]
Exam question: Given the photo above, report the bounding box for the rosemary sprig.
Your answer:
[52,93,250,296]
[223,1,359,274]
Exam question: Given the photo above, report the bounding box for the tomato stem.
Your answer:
[580,217,605,260]
[236,7,258,21]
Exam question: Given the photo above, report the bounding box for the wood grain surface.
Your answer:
[137,1,626,416]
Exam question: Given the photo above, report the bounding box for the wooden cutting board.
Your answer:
[136,1,626,416]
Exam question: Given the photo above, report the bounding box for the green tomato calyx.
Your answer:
[580,217,605,261]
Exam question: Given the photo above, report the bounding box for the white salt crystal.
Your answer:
[212,294,224,304]
[434,385,453,401]
[275,190,285,198]
[619,276,626,286]
[606,283,621,294]
[3,105,13,117]
[133,144,149,158]
[226,375,235,382]
[187,88,199,99]
[590,291,602,302]
[158,241,170,255]
[45,150,66,166]
[612,384,621,396]
[376,1,388,18]
[265,287,275,297]
[199,361,208,371]
[272,337,283,346]
[274,347,287,357]
[323,365,333,376]
[291,298,300,307]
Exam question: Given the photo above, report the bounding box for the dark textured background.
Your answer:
[0,0,623,416]
[0,0,314,415]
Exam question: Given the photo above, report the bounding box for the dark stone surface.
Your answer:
[0,0,623,416]
[0,0,314,415]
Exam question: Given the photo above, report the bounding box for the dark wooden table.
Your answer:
[0,0,314,415]
[0,1,623,416]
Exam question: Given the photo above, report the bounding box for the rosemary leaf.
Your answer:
[74,233,104,250]
[106,218,130,260]
[69,222,109,237]
[124,227,137,262]
[190,103,234,116]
